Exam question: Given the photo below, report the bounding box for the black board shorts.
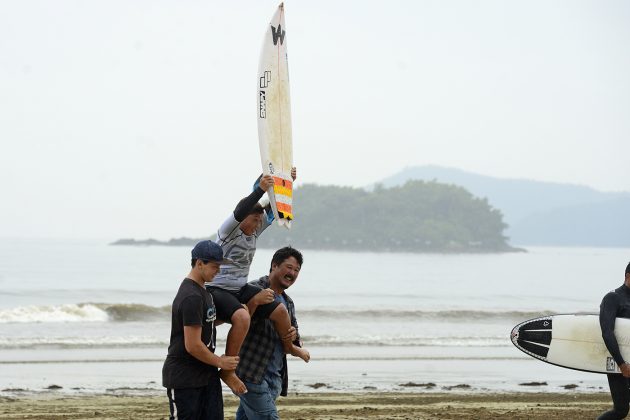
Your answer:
[207,283,280,322]
[166,377,223,420]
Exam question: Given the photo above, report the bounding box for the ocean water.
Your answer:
[0,238,628,396]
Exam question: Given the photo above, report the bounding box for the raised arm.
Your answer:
[216,176,275,243]
[234,175,274,221]
[234,185,266,222]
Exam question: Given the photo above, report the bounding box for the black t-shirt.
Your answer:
[162,278,218,389]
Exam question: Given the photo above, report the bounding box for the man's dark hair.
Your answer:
[249,202,264,215]
[626,261,630,275]
[191,258,215,268]
[236,197,264,216]
[270,246,303,272]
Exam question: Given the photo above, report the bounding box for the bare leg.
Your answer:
[269,304,309,362]
[219,307,250,395]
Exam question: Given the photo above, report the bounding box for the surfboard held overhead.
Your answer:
[257,3,294,229]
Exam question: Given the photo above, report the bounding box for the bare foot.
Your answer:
[291,346,310,363]
[219,370,247,395]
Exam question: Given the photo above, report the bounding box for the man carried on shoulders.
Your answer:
[207,169,308,395]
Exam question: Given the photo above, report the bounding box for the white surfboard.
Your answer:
[511,314,630,374]
[257,3,293,229]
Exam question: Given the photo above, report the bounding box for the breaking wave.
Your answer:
[0,303,169,323]
[0,334,509,349]
[0,303,553,324]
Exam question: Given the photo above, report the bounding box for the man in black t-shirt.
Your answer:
[162,240,240,420]
[598,261,630,420]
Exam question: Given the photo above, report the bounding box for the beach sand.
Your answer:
[0,392,613,419]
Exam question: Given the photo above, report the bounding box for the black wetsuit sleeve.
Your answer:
[600,292,625,366]
[233,186,266,222]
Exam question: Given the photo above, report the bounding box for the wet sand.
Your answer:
[0,392,614,419]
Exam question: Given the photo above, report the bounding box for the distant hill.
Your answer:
[113,181,521,253]
[378,165,630,246]
[509,197,630,246]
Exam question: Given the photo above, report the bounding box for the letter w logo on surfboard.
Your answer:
[271,24,285,45]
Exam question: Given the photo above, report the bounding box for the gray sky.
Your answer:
[1,0,629,239]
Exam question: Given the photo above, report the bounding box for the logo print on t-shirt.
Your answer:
[206,306,216,324]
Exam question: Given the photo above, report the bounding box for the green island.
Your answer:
[112,181,522,253]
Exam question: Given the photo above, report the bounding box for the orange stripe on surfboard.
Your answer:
[276,202,293,218]
[272,176,292,190]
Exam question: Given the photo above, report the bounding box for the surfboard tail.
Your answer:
[266,171,293,229]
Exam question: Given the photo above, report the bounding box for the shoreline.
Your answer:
[109,238,525,254]
[0,392,613,419]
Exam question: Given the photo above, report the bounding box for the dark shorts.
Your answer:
[208,284,280,323]
[167,376,223,420]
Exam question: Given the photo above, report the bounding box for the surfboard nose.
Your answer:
[510,317,553,359]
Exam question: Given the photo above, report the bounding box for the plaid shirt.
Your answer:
[236,276,300,396]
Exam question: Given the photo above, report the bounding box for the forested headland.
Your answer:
[113,180,521,253]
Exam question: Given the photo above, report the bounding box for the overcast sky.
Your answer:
[1,0,629,240]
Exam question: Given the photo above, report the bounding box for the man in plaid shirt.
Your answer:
[236,247,310,419]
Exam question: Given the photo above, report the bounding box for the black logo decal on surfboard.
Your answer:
[607,357,617,372]
[271,25,285,45]
[260,71,271,88]
[268,163,274,174]
[259,90,266,118]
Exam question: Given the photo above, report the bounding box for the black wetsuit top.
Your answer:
[600,284,630,366]
[234,185,266,222]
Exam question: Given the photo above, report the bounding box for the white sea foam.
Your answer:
[303,335,508,347]
[0,333,507,349]
[0,304,109,323]
[0,302,554,324]
[0,335,166,349]
[0,303,171,323]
